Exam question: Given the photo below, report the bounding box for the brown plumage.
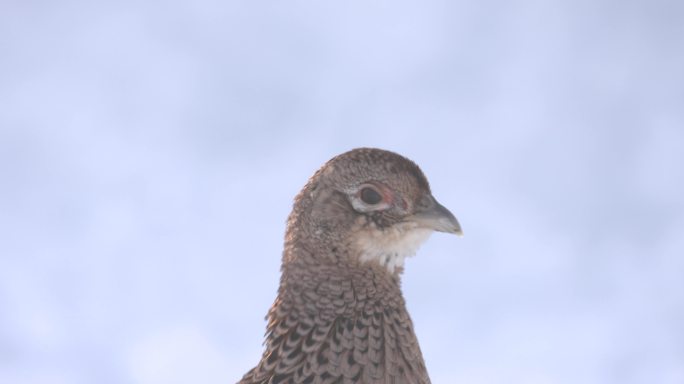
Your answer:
[239,148,462,384]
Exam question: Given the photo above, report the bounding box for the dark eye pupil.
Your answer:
[360,187,382,205]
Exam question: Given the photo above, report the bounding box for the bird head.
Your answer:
[287,148,461,273]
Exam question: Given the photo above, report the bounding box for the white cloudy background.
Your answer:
[1,1,683,383]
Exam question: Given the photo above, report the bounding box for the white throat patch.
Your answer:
[354,223,433,273]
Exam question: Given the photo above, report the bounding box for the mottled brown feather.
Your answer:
[239,148,456,384]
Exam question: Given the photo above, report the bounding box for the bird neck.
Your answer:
[275,243,405,321]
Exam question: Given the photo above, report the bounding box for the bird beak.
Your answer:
[409,196,463,236]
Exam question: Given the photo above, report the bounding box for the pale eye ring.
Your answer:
[360,186,383,205]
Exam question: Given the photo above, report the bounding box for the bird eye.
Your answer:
[360,187,383,205]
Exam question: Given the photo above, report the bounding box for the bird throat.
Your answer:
[354,223,433,273]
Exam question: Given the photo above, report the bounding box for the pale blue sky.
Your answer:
[1,1,683,383]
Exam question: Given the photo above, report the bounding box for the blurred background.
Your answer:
[1,0,683,383]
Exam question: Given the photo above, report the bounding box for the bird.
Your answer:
[238,147,462,384]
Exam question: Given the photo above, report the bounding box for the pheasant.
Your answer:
[239,148,462,384]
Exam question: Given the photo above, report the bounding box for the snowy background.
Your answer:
[1,1,684,383]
